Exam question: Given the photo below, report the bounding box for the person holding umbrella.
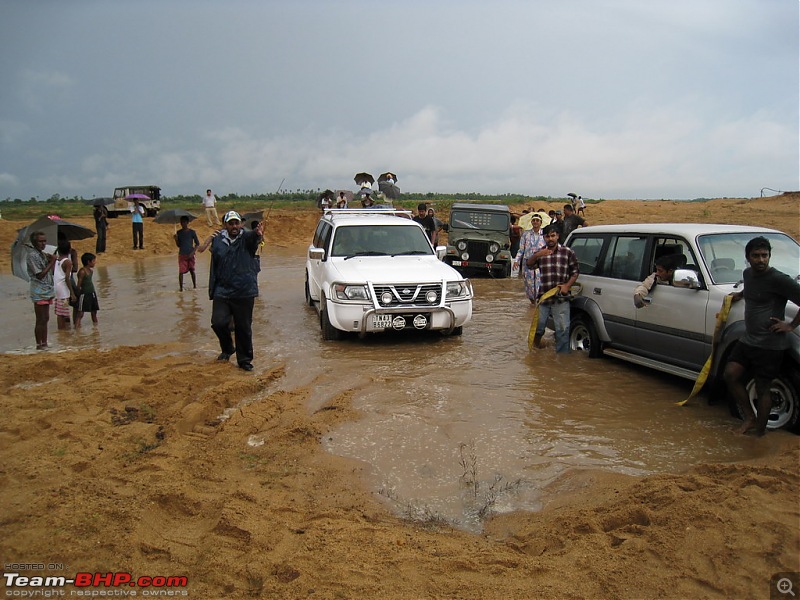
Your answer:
[131,199,145,250]
[174,215,200,291]
[26,231,57,349]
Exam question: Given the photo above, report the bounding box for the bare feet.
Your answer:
[736,419,764,436]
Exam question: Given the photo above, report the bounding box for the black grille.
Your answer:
[465,240,489,259]
[373,283,442,307]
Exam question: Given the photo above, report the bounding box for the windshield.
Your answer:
[697,232,800,284]
[330,224,433,257]
[449,210,509,232]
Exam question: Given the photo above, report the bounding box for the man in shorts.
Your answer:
[174,215,200,291]
[724,236,800,435]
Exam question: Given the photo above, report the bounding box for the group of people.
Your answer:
[26,230,99,349]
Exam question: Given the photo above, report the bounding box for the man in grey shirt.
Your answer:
[723,236,800,435]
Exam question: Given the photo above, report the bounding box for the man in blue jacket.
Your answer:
[198,211,264,371]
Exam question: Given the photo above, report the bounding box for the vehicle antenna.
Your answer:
[264,178,285,221]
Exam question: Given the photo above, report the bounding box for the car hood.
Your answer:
[328,256,464,283]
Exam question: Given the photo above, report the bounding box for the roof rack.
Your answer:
[323,208,412,217]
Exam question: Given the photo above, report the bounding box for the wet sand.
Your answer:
[0,194,798,598]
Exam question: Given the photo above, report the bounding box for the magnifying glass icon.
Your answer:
[777,578,796,596]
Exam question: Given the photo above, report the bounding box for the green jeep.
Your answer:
[444,203,513,278]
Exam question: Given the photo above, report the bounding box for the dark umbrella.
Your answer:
[241,211,264,230]
[82,197,115,206]
[567,192,578,199]
[11,216,96,281]
[378,172,398,183]
[153,209,197,225]
[354,172,375,186]
[378,180,401,199]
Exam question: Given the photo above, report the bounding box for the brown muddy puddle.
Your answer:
[1,248,770,532]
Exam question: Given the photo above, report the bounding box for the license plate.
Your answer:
[452,260,463,266]
[372,314,392,328]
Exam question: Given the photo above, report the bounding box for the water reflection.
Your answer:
[0,250,765,532]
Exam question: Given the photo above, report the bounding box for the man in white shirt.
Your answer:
[203,189,221,226]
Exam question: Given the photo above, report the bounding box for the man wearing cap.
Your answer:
[514,213,546,303]
[198,210,264,371]
[552,210,566,243]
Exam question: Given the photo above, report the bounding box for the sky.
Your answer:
[0,0,797,200]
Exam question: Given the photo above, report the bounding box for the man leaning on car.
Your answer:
[724,236,800,436]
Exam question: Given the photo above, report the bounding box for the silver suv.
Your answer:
[565,223,800,431]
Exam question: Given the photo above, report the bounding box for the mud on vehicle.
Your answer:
[108,185,161,218]
[443,203,513,278]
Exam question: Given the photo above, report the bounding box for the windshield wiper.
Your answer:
[344,251,388,260]
[454,219,479,229]
[391,250,429,256]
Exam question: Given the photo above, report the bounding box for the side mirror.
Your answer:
[309,247,325,261]
[436,246,447,260]
[672,268,702,290]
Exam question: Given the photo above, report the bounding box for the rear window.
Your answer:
[569,236,605,274]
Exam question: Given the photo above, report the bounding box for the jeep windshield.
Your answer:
[330,225,433,258]
[698,232,800,284]
[450,210,509,232]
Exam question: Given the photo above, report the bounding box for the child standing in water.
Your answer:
[75,253,100,328]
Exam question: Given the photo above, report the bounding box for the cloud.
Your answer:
[35,101,797,200]
[0,172,20,188]
[17,69,76,112]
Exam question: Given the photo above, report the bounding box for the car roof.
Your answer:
[451,203,510,212]
[569,223,789,237]
[322,208,418,227]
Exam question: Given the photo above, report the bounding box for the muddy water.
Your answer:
[1,249,764,532]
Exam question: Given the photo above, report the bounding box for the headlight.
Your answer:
[334,284,369,301]
[485,254,494,263]
[489,243,500,253]
[456,241,467,251]
[461,252,469,261]
[446,281,469,298]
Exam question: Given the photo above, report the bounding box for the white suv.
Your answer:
[565,223,800,431]
[305,209,473,340]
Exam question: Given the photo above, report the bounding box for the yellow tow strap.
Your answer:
[528,287,560,350]
[676,294,733,406]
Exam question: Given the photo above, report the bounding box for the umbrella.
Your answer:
[518,211,553,231]
[241,211,264,230]
[378,172,398,183]
[125,193,151,200]
[378,180,401,199]
[354,172,375,186]
[82,197,115,206]
[154,209,197,225]
[11,216,95,281]
[567,192,578,199]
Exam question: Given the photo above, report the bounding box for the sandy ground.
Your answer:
[1,195,799,599]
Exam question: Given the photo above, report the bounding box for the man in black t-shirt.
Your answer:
[723,236,800,436]
[412,203,435,241]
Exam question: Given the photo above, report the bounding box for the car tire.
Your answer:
[441,325,463,336]
[319,296,343,341]
[735,365,800,432]
[569,315,602,358]
[304,272,314,307]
